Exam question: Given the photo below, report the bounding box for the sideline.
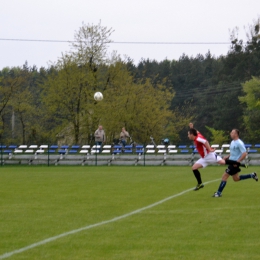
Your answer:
[0,179,219,259]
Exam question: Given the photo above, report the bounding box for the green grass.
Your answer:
[0,166,260,260]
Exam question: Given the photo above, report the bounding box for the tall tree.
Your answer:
[41,22,115,144]
[42,55,90,143]
[239,77,260,142]
[95,61,192,144]
[11,86,35,144]
[71,21,113,66]
[0,68,24,141]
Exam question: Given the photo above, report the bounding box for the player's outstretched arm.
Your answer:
[189,122,200,133]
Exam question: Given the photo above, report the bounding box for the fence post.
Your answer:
[48,143,50,167]
[143,143,145,167]
[95,145,98,166]
[0,142,3,166]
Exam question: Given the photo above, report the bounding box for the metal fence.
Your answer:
[0,144,259,166]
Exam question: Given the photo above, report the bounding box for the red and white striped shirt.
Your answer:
[194,133,210,158]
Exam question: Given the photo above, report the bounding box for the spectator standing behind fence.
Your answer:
[94,125,106,152]
[120,127,130,147]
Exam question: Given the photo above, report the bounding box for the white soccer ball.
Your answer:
[94,92,103,101]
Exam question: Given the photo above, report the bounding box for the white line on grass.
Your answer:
[0,178,219,259]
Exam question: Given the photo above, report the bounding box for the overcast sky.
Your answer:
[0,0,259,69]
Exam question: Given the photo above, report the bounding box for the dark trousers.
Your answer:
[95,142,102,153]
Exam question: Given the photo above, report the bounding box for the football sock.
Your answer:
[239,174,253,180]
[193,169,202,184]
[217,180,227,194]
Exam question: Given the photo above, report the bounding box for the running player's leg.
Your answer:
[213,171,230,197]
[205,152,225,165]
[192,159,206,191]
[229,166,256,181]
[237,172,258,181]
[225,159,247,168]
[213,164,238,197]
[232,173,240,181]
[211,153,247,167]
[213,165,258,197]
[216,156,226,165]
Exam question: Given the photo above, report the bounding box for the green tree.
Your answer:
[95,61,192,144]
[42,22,114,144]
[42,55,91,143]
[71,21,113,67]
[0,68,24,141]
[220,17,260,81]
[11,87,36,144]
[42,22,193,145]
[239,76,260,142]
[205,126,228,145]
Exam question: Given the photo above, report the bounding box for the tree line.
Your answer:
[0,18,260,146]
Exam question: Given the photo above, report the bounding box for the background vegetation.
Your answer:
[1,18,260,145]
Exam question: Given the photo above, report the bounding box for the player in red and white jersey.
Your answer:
[194,132,211,158]
[188,128,226,191]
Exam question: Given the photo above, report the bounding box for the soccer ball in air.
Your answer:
[94,92,103,101]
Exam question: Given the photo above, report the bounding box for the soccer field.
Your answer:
[0,166,259,260]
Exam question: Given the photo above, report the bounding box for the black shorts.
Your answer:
[226,165,241,175]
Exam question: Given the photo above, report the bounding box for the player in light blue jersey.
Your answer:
[212,129,258,197]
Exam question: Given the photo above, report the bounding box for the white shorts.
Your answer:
[195,152,222,168]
